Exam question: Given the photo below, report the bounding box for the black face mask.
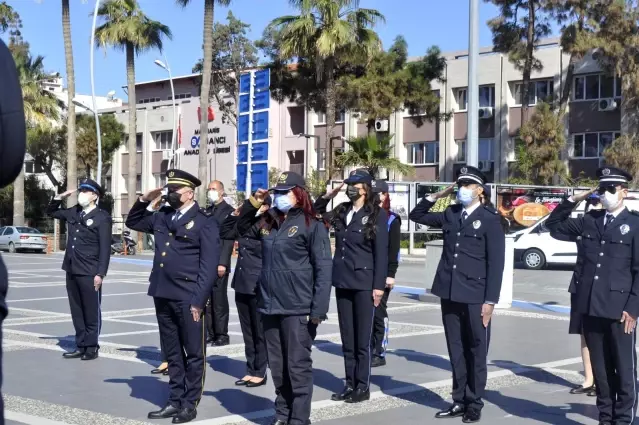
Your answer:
[346,185,361,201]
[167,191,184,209]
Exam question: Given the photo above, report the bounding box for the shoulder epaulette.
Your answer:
[483,205,499,214]
[630,210,639,217]
[199,207,213,217]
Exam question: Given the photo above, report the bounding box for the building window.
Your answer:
[456,88,467,111]
[136,174,142,193]
[318,148,326,171]
[154,173,167,188]
[137,97,160,104]
[455,138,494,162]
[103,176,112,193]
[317,110,346,124]
[124,134,143,153]
[168,93,192,100]
[407,142,439,165]
[153,130,173,150]
[573,74,622,101]
[456,86,494,110]
[24,160,43,174]
[287,106,305,136]
[572,132,621,158]
[513,80,554,106]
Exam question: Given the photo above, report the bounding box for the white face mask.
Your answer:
[601,191,622,212]
[208,190,220,203]
[78,192,94,208]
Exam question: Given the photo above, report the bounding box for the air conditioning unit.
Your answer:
[479,160,492,172]
[162,150,173,161]
[478,107,494,119]
[598,98,617,112]
[375,119,389,132]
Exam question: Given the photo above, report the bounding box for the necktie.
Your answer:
[461,211,468,225]
[605,214,614,228]
[173,212,182,222]
[80,211,86,219]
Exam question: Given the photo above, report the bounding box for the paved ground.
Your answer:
[1,252,603,425]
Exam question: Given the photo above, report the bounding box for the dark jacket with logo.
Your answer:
[409,199,506,304]
[46,200,112,277]
[125,200,220,309]
[207,199,235,269]
[546,200,639,319]
[236,198,332,318]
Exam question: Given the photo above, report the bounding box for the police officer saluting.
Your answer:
[46,179,112,360]
[409,166,505,423]
[126,169,220,424]
[546,166,639,425]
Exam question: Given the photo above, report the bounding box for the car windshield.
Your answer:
[16,227,41,234]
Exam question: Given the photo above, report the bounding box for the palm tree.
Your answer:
[175,0,230,204]
[270,0,384,178]
[62,0,77,204]
[334,134,413,179]
[13,51,60,226]
[95,0,171,208]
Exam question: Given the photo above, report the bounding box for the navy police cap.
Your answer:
[372,179,389,194]
[456,165,487,185]
[344,168,373,185]
[78,178,104,197]
[269,171,306,191]
[165,169,202,189]
[596,166,632,186]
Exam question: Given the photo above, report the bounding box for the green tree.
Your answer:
[192,11,258,129]
[62,0,78,207]
[486,0,553,123]
[95,0,171,207]
[176,0,231,204]
[76,114,125,179]
[269,0,385,177]
[603,135,639,189]
[334,134,413,179]
[268,167,282,189]
[0,1,20,36]
[27,126,67,193]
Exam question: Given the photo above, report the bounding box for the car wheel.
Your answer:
[8,242,16,254]
[523,248,545,270]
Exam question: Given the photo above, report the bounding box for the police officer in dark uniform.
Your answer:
[126,169,220,424]
[409,166,505,423]
[0,37,28,424]
[46,179,112,361]
[236,171,332,425]
[316,169,389,404]
[546,167,639,425]
[220,195,271,387]
[205,180,235,346]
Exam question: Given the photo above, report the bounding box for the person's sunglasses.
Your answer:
[597,186,618,195]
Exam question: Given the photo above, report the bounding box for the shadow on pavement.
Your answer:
[104,375,169,408]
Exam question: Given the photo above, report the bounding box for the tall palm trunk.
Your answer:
[13,169,24,226]
[62,0,77,201]
[198,0,214,203]
[325,56,336,180]
[126,42,137,208]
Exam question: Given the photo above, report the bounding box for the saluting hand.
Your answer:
[254,189,269,203]
[432,185,455,200]
[142,187,164,203]
[621,311,637,334]
[217,265,226,278]
[481,303,494,328]
[572,187,597,204]
[323,182,345,200]
[190,306,202,322]
[373,289,384,307]
[59,189,77,199]
[94,275,103,291]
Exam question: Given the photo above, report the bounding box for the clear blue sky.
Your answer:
[7,0,531,101]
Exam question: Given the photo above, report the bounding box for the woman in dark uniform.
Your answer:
[236,171,332,425]
[316,169,388,404]
[370,180,401,368]
[220,196,272,388]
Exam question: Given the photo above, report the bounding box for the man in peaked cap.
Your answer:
[546,166,639,425]
[409,165,505,423]
[126,168,220,423]
[46,178,112,361]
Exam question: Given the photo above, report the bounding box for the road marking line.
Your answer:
[10,291,148,303]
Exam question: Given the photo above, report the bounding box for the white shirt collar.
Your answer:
[83,205,96,215]
[607,206,626,219]
[463,201,481,217]
[177,202,196,216]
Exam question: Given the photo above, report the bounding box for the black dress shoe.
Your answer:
[81,349,98,361]
[246,376,268,388]
[151,367,168,375]
[62,349,85,359]
[235,378,250,386]
[172,408,197,424]
[212,336,230,346]
[269,420,288,425]
[163,369,169,376]
[331,387,354,401]
[148,404,180,419]
[345,388,370,403]
[206,335,215,344]
[371,356,386,368]
[435,403,465,418]
[462,408,481,423]
[569,384,595,395]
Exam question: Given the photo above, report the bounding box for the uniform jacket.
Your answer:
[236,198,333,318]
[546,199,639,319]
[550,229,584,294]
[125,199,220,309]
[324,202,389,291]
[207,200,235,269]
[409,199,505,304]
[46,200,112,277]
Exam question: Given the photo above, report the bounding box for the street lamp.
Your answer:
[90,0,103,183]
[466,0,479,167]
[73,98,102,182]
[154,56,177,168]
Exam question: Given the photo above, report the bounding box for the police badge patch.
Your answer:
[362,216,369,225]
[473,220,481,229]
[86,219,93,227]
[461,167,468,174]
[621,224,630,235]
[288,226,298,237]
[186,220,194,230]
[603,168,611,176]
[260,228,270,236]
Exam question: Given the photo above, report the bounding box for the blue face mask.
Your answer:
[273,193,293,213]
[456,186,477,207]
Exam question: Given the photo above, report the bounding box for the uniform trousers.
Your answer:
[235,292,267,377]
[65,273,102,349]
[441,299,491,411]
[263,314,317,425]
[0,255,9,425]
[371,287,391,358]
[154,297,206,410]
[207,273,230,339]
[336,288,375,391]
[583,315,638,425]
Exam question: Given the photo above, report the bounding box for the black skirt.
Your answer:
[568,293,583,335]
